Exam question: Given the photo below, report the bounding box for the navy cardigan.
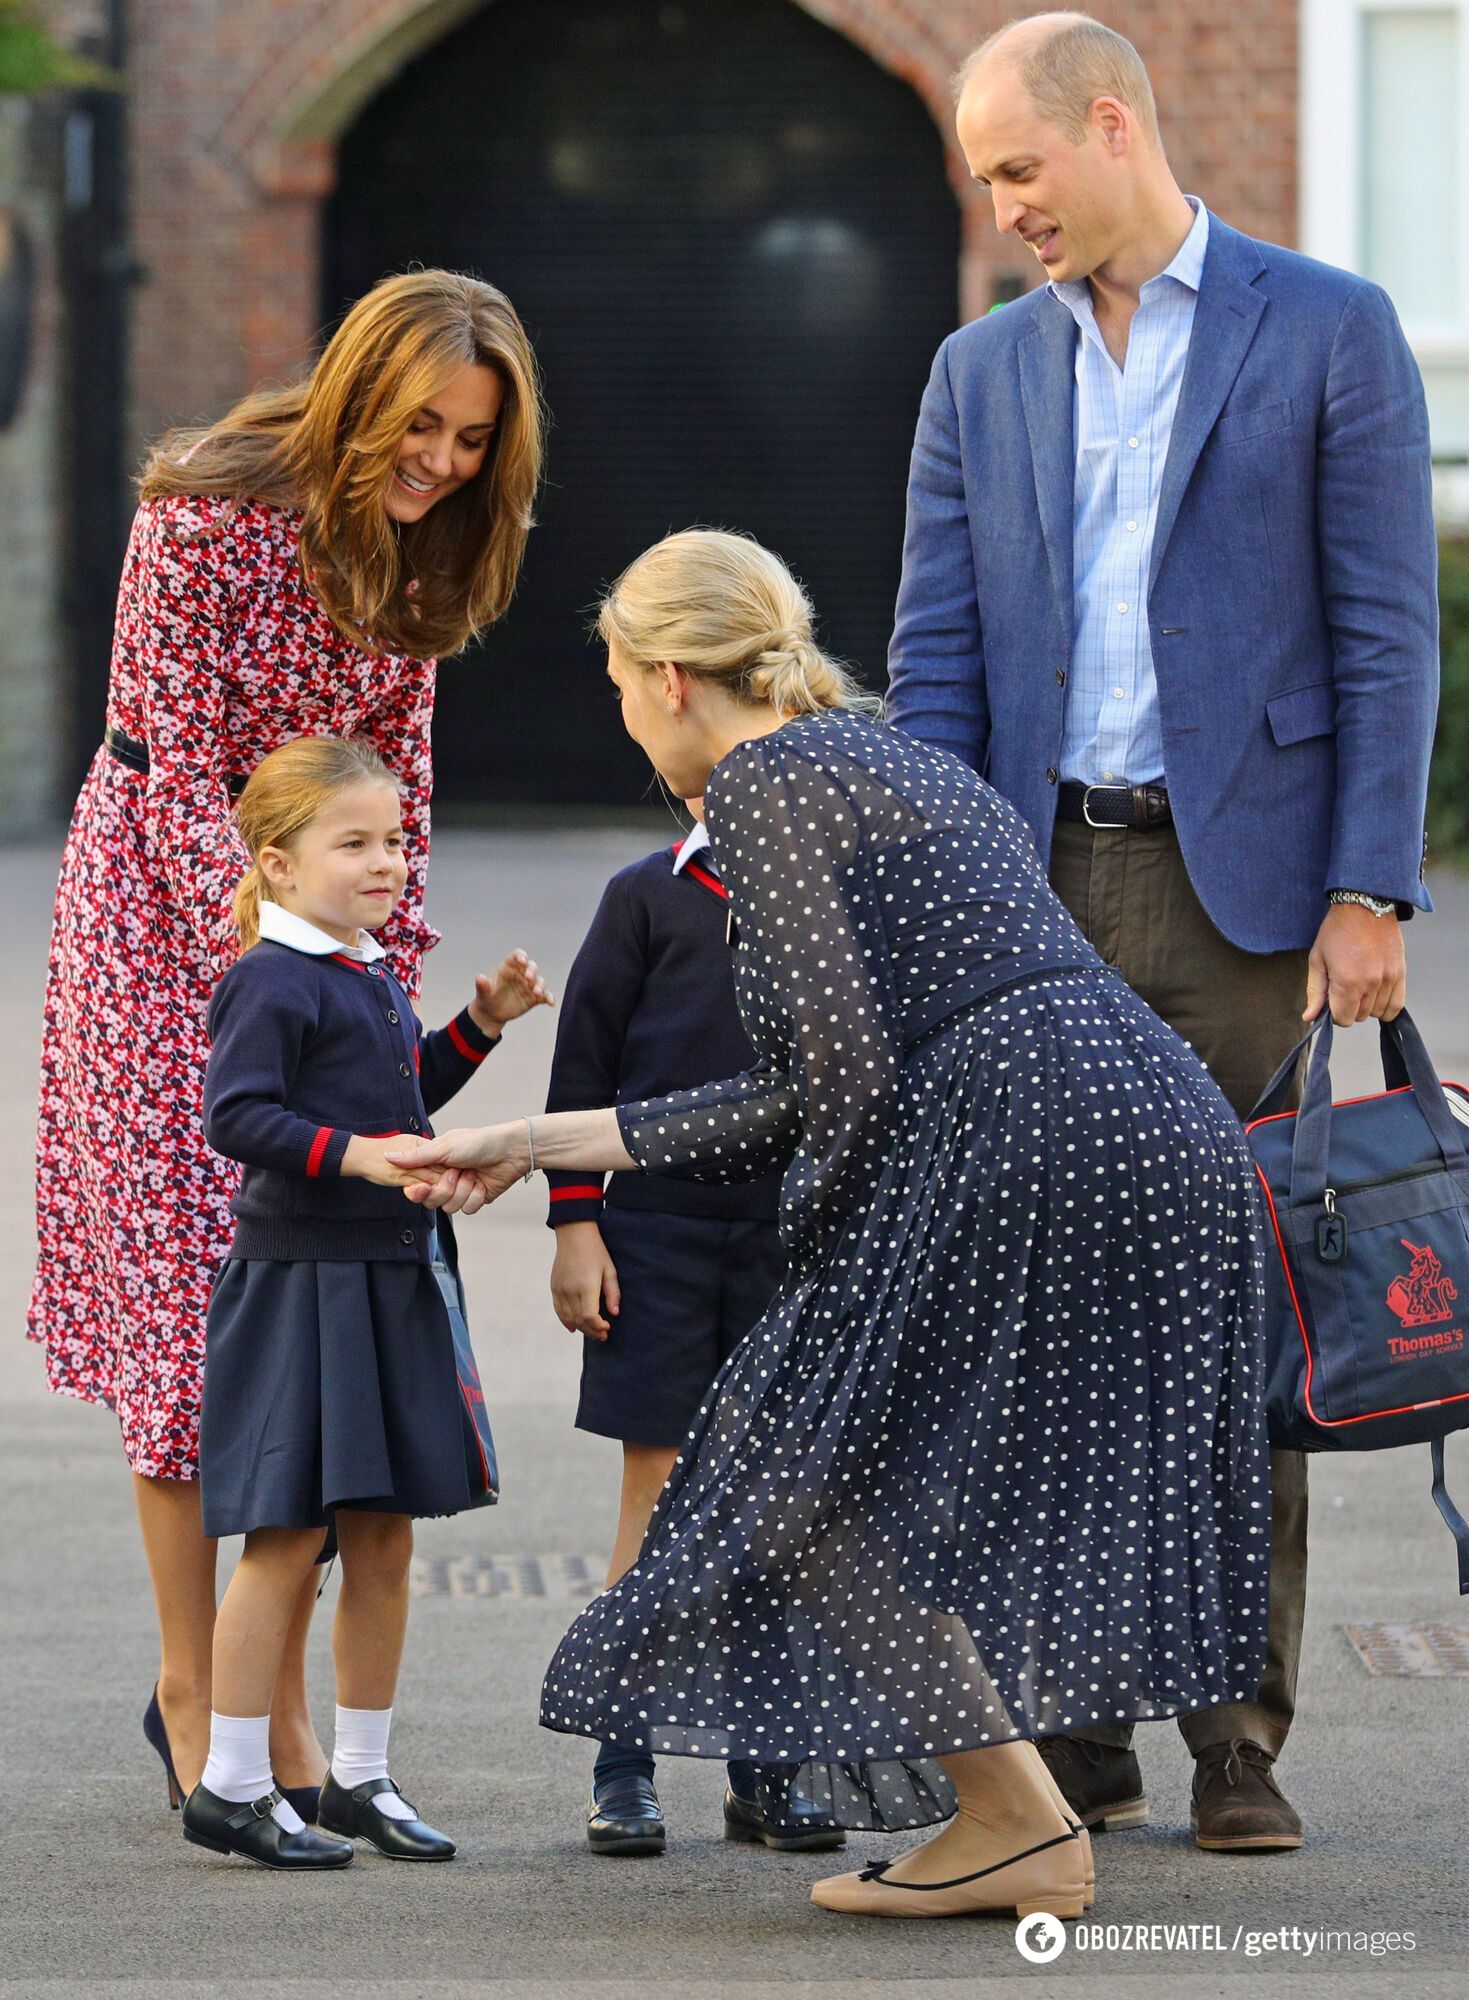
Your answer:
[204,940,499,1263]
[543,839,781,1229]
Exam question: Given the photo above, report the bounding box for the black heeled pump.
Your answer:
[143,1685,183,1810]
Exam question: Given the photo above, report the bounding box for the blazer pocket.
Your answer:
[1215,397,1294,445]
[1266,680,1335,747]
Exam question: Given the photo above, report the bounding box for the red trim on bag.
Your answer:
[446,1016,487,1063]
[549,1184,604,1202]
[1248,1077,1469,1432]
[305,1127,334,1178]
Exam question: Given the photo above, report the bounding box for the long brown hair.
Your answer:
[140,270,544,659]
[231,735,400,951]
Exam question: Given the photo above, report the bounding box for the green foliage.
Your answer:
[1431,538,1469,866]
[0,3,117,94]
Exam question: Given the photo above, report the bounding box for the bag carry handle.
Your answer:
[1251,1008,1469,1210]
[1431,1438,1469,1597]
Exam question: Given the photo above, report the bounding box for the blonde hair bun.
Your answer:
[597,528,881,718]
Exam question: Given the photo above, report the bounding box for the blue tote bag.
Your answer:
[1245,1010,1469,1590]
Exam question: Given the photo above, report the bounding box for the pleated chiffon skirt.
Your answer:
[200,1256,491,1535]
[540,970,1271,1830]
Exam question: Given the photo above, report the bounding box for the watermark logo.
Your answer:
[1014,1912,1068,1963]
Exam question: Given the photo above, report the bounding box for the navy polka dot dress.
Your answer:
[540,712,1270,1831]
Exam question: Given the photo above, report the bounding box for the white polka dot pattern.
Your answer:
[543,712,1270,1832]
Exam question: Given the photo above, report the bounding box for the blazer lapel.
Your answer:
[1149,221,1268,590]
[1018,300,1078,653]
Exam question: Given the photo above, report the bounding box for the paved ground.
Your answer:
[4,827,1468,1998]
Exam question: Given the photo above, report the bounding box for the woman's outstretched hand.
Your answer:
[385,1123,526,1214]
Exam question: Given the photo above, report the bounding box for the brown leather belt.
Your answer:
[1056,781,1172,831]
[106,725,248,800]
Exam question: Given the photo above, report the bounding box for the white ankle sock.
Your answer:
[332,1705,415,1820]
[200,1712,304,1833]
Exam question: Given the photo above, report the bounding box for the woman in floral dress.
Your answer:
[29,269,543,1803]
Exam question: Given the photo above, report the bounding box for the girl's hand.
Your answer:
[386,1123,527,1213]
[467,951,554,1037]
[550,1221,621,1340]
[342,1134,419,1187]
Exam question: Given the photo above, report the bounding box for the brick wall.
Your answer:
[127,0,1299,445]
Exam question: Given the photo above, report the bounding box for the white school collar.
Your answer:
[257,900,386,962]
[671,821,712,875]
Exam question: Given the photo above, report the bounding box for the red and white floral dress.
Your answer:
[29,495,441,1479]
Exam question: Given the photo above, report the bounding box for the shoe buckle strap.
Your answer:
[351,1776,402,1805]
[228,1788,283,1827]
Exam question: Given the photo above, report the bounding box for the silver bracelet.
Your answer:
[523,1117,537,1182]
[1328,888,1397,918]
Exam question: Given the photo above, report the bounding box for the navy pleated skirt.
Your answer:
[540,971,1271,1830]
[199,1254,492,1536]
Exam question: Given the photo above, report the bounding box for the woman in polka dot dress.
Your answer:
[390,530,1270,1921]
[28,270,542,1811]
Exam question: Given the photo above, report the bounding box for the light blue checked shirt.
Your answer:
[1051,197,1209,786]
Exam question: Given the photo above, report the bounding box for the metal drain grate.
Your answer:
[1345,1623,1469,1676]
[410,1552,601,1600]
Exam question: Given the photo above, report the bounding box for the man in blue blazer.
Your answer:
[888,14,1439,1853]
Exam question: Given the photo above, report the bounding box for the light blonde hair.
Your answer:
[956,13,1161,147]
[231,736,401,950]
[596,529,881,718]
[140,269,545,661]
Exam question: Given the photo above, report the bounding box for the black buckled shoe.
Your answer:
[1037,1736,1149,1832]
[318,1773,457,1861]
[723,1768,847,1853]
[587,1773,666,1856]
[181,1784,354,1869]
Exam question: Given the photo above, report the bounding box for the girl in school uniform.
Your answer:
[544,802,842,1859]
[184,733,550,1870]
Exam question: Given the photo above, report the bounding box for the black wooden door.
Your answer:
[324,0,958,807]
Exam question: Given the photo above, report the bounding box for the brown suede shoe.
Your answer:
[1037,1736,1148,1831]
[1191,1740,1303,1851]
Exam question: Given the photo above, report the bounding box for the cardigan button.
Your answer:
[399,1228,416,1246]
[398,1062,411,1078]
[387,1009,400,1024]
[408,1116,421,1132]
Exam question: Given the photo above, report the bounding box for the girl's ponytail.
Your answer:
[232,861,268,951]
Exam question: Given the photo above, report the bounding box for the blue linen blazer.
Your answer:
[886,215,1440,954]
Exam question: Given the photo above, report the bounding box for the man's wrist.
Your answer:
[1328,888,1397,919]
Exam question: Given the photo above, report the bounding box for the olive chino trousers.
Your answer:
[1048,817,1310,1759]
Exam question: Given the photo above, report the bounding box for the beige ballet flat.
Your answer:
[810,1827,1086,1919]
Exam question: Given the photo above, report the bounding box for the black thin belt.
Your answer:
[1056,781,1172,831]
[106,725,248,800]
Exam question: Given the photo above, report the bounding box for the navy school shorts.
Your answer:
[576,1208,786,1446]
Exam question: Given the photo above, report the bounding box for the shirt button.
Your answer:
[1127,437,1140,449]
[399,1228,416,1246]
[1046,766,1058,785]
[398,1062,411,1078]
[1113,688,1124,699]
[1103,771,1116,782]
[1116,602,1129,614]
[1126,520,1138,531]
[387,1009,400,1024]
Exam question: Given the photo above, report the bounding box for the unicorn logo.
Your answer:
[1386,1240,1459,1329]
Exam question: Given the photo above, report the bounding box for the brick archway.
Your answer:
[128,2,1296,446]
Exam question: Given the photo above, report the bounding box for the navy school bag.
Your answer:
[1245,1010,1469,1592]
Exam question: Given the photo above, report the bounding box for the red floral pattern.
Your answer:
[29,496,441,1478]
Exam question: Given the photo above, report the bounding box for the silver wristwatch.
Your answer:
[1328,888,1397,918]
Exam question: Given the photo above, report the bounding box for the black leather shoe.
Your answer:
[1037,1736,1149,1832]
[723,1768,846,1853]
[587,1773,666,1856]
[318,1773,456,1861]
[181,1784,354,1869]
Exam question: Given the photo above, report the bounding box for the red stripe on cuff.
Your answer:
[446,1017,488,1063]
[549,1184,604,1202]
[305,1127,334,1178]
